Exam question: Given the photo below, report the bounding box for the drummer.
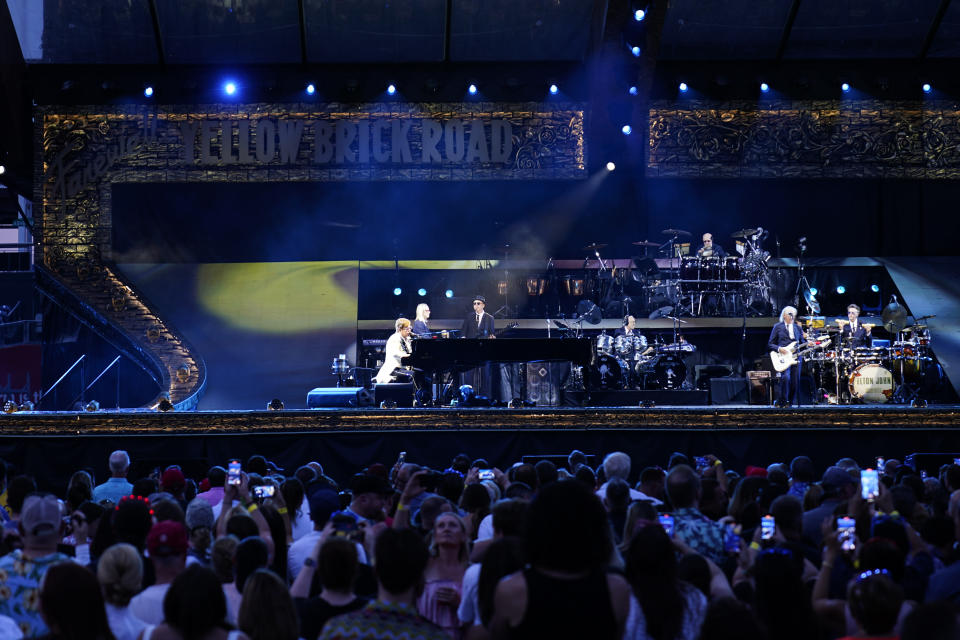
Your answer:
[614,315,648,351]
[841,303,872,348]
[614,316,649,387]
[696,233,727,258]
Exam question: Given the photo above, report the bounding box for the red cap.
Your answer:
[745,465,768,478]
[160,468,186,491]
[146,520,188,557]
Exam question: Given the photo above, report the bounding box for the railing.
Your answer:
[0,243,34,272]
[0,319,41,346]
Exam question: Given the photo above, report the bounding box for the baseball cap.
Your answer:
[185,498,214,531]
[160,468,185,492]
[349,473,393,496]
[307,488,340,526]
[146,520,188,557]
[21,494,61,536]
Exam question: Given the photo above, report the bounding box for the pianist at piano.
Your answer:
[374,317,415,385]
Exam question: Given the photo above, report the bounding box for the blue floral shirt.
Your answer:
[673,507,726,564]
[0,550,73,638]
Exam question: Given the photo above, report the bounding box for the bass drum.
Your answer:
[652,354,687,390]
[592,355,623,390]
[848,363,894,403]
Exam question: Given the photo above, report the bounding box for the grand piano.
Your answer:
[401,337,593,381]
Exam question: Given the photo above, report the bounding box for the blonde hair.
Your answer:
[416,304,430,322]
[395,317,411,332]
[429,512,470,563]
[97,543,143,606]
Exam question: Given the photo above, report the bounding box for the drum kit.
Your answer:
[802,300,942,404]
[583,322,696,391]
[626,227,773,317]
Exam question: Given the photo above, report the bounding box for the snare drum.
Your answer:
[848,363,894,403]
[596,334,614,356]
[592,354,623,390]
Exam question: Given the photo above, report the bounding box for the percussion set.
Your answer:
[801,305,942,404]
[629,227,774,317]
[569,331,696,392]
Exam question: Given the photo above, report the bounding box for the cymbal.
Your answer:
[730,228,759,239]
[661,228,691,237]
[902,324,927,332]
[632,240,660,247]
[915,314,937,321]
[582,243,607,251]
[882,299,908,333]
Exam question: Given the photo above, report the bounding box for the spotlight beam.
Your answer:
[775,0,802,62]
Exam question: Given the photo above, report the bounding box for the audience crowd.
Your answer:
[0,448,958,639]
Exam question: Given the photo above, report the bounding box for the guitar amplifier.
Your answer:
[747,371,772,405]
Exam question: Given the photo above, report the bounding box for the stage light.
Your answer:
[809,287,818,296]
[606,161,616,171]
[224,81,237,96]
[143,86,154,97]
[2,401,16,414]
[468,84,477,95]
[445,289,454,298]
[760,82,769,93]
[841,82,850,92]
[306,83,315,95]
[629,86,638,96]
[387,84,396,95]
[85,400,100,412]
[268,398,284,411]
[871,284,880,293]
[836,285,846,294]
[393,287,402,296]
[621,125,632,135]
[634,9,646,21]
[679,82,688,92]
[0,165,5,176]
[549,84,558,95]
[922,83,932,93]
[417,288,427,297]
[157,397,174,412]
[630,45,641,57]
[18,400,34,412]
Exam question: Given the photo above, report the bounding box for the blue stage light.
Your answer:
[760,82,769,93]
[417,288,427,297]
[631,45,641,57]
[809,287,818,296]
[629,86,638,96]
[224,81,237,96]
[387,84,396,95]
[841,83,850,93]
[468,84,477,95]
[143,86,154,97]
[549,84,559,95]
[679,82,688,93]
[634,9,646,21]
[836,285,846,295]
[393,287,402,296]
[306,83,315,95]
[922,83,932,93]
[870,284,880,293]
[445,289,454,298]
[606,162,616,171]
[621,125,632,135]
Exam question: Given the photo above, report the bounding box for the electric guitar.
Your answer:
[769,340,819,372]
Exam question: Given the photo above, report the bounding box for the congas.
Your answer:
[679,257,701,294]
[848,363,894,403]
[699,257,722,289]
[596,334,614,356]
[562,275,585,296]
[653,354,687,390]
[592,355,623,390]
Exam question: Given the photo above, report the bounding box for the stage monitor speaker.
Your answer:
[710,377,748,405]
[307,387,374,409]
[374,382,414,408]
[747,371,772,405]
[695,364,734,390]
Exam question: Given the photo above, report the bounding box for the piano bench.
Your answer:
[374,382,414,408]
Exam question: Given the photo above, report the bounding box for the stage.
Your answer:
[4,404,960,494]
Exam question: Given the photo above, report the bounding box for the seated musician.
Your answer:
[374,318,415,384]
[613,315,648,352]
[841,303,872,348]
[413,303,432,337]
[462,295,495,339]
[697,232,727,258]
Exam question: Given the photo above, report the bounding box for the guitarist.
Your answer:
[768,306,815,407]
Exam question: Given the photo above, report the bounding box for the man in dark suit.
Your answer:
[460,295,495,399]
[840,303,872,348]
[768,305,814,407]
[462,295,496,338]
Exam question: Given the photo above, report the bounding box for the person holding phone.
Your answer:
[665,465,726,564]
